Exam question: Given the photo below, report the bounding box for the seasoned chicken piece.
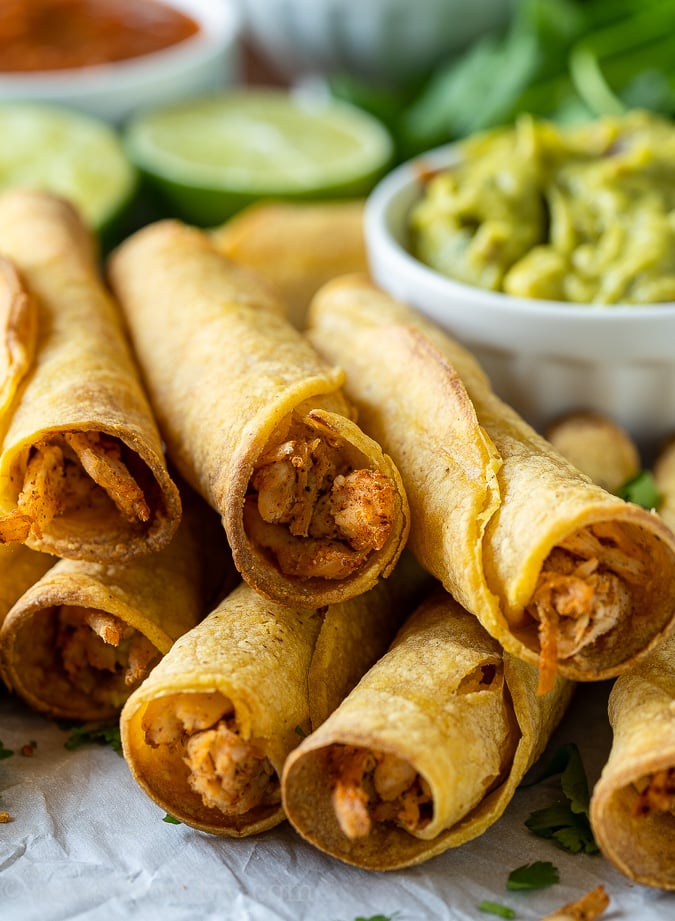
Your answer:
[537,885,609,921]
[528,523,640,694]
[56,605,160,697]
[633,767,675,818]
[248,415,397,580]
[141,692,279,816]
[64,431,150,523]
[184,719,278,815]
[329,745,432,840]
[2,430,150,543]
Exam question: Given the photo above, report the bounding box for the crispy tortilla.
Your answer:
[120,553,431,836]
[210,199,368,329]
[281,588,572,869]
[0,189,181,560]
[590,632,675,890]
[0,490,232,720]
[108,222,409,608]
[307,275,675,691]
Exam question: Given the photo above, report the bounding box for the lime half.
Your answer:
[124,89,394,225]
[0,103,137,234]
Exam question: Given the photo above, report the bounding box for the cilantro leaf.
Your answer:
[61,721,122,754]
[0,740,14,760]
[521,743,599,854]
[616,470,661,510]
[163,813,182,824]
[507,861,559,890]
[479,900,516,918]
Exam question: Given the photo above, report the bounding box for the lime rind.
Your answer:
[0,102,137,233]
[124,90,393,223]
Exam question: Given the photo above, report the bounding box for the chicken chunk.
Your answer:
[248,414,397,580]
[527,523,641,694]
[329,744,432,839]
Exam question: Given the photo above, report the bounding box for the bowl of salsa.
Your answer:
[0,0,242,122]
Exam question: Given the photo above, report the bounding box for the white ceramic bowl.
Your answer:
[0,0,242,124]
[365,144,675,455]
[238,0,514,85]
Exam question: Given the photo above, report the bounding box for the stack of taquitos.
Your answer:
[281,587,573,869]
[588,434,675,891]
[0,489,233,721]
[108,221,409,608]
[306,275,675,693]
[120,553,431,836]
[0,189,181,561]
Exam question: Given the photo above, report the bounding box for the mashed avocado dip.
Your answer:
[409,111,675,304]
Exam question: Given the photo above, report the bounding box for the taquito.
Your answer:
[120,554,430,836]
[108,221,409,608]
[210,199,368,329]
[0,491,232,721]
[590,632,675,890]
[307,275,675,692]
[281,588,573,870]
[0,189,181,561]
[0,256,36,424]
[0,543,55,685]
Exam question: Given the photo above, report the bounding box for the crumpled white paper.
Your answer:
[0,681,672,921]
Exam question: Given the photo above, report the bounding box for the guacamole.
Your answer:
[409,111,675,304]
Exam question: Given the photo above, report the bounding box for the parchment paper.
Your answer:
[1,680,673,921]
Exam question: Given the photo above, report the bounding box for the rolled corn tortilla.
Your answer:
[0,256,36,425]
[0,543,55,684]
[281,588,573,870]
[0,490,233,721]
[589,633,675,890]
[307,275,675,692]
[0,189,181,561]
[108,221,409,608]
[210,199,368,329]
[120,553,431,836]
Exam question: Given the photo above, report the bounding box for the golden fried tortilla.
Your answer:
[210,199,368,329]
[0,490,232,721]
[281,588,573,869]
[0,189,181,561]
[307,275,675,693]
[108,222,409,608]
[120,553,431,836]
[590,632,675,890]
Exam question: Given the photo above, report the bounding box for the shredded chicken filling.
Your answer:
[56,605,159,700]
[526,522,644,693]
[329,745,433,839]
[0,431,150,542]
[142,692,279,817]
[632,767,675,818]
[244,416,397,580]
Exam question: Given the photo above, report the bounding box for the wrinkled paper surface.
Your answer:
[1,681,673,921]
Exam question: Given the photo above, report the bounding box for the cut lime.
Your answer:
[124,89,394,225]
[0,102,137,235]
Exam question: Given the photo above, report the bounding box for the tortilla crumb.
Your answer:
[0,810,13,823]
[538,885,609,921]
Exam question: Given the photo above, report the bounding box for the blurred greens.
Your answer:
[328,0,675,161]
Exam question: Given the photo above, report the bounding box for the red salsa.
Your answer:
[0,0,201,72]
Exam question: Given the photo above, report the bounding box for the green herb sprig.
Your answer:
[60,721,122,754]
[522,742,598,854]
[507,860,560,890]
[0,740,14,760]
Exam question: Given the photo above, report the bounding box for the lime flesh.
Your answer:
[0,102,137,234]
[124,89,394,225]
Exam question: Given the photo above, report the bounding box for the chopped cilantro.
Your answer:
[294,724,307,738]
[479,900,516,918]
[507,861,559,891]
[522,743,598,855]
[61,721,122,754]
[163,813,182,824]
[0,740,14,760]
[616,470,661,510]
